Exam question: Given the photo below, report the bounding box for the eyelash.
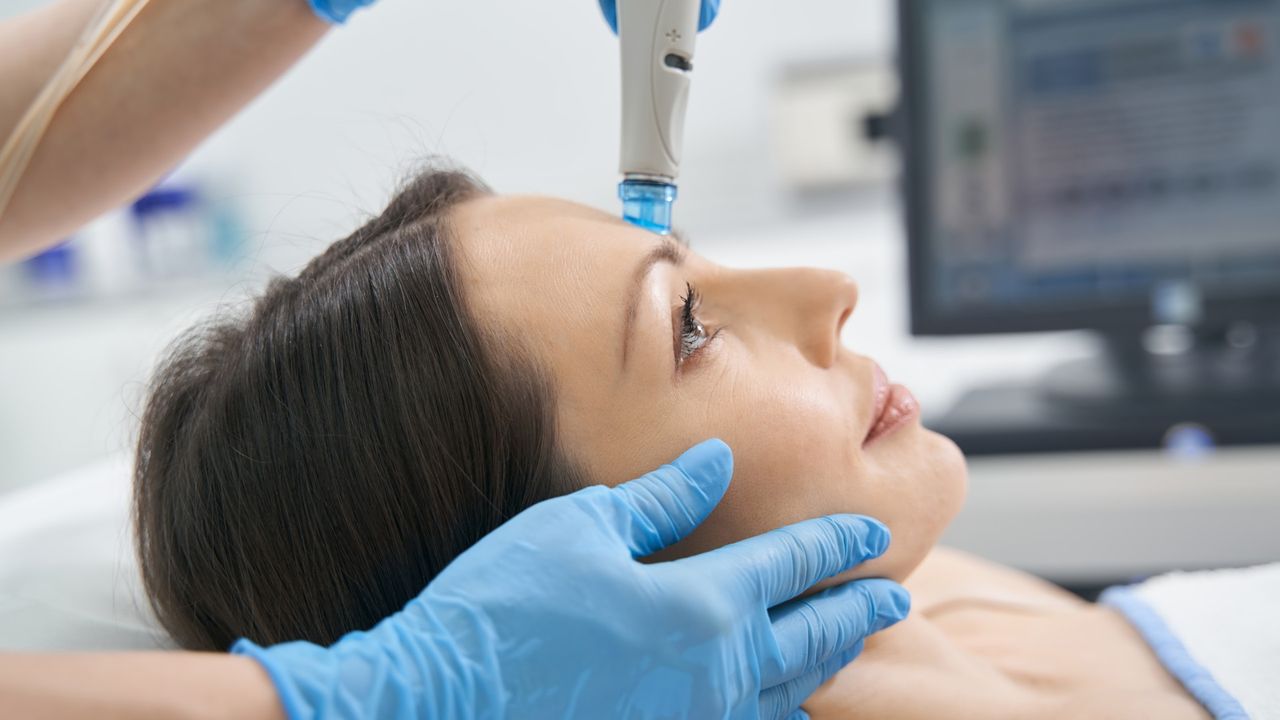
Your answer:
[678,283,720,366]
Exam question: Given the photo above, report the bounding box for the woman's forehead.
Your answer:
[453,194,622,238]
[449,194,689,481]
[450,194,664,350]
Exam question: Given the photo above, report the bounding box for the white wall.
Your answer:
[1,0,896,490]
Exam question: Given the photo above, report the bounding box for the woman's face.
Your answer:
[453,195,967,583]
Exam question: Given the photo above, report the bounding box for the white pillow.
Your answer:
[0,456,173,651]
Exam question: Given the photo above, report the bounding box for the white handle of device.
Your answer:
[618,0,701,182]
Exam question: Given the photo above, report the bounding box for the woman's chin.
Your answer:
[847,427,969,587]
[931,429,970,529]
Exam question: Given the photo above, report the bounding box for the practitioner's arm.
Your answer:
[0,0,331,262]
[0,652,284,720]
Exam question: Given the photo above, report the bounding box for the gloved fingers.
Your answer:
[307,0,376,24]
[759,649,850,720]
[764,579,909,688]
[698,0,721,31]
[598,0,619,34]
[694,514,890,608]
[611,439,734,557]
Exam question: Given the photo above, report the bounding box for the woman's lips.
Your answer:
[863,364,921,447]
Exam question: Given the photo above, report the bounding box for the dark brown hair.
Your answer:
[134,167,587,650]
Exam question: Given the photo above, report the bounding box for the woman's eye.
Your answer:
[678,283,714,363]
[680,317,709,359]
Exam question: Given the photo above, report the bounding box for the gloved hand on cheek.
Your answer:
[235,440,909,720]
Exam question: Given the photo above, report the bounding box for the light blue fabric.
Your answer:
[1100,586,1249,720]
[235,440,910,720]
[307,0,376,24]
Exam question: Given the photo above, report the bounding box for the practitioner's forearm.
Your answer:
[0,0,330,262]
[0,652,286,720]
[0,0,101,141]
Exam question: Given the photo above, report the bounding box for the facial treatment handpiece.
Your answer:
[617,0,702,235]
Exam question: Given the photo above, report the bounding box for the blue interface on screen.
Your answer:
[924,0,1280,312]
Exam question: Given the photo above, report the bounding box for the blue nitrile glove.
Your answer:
[307,0,376,24]
[234,439,909,720]
[599,0,721,33]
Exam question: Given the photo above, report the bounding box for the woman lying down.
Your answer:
[134,167,1271,719]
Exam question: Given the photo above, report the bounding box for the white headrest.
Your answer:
[0,456,173,651]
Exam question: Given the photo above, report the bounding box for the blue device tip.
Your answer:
[619,180,677,235]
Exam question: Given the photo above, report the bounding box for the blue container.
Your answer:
[619,180,677,235]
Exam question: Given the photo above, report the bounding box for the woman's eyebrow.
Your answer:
[620,236,688,369]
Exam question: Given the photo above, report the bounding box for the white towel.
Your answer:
[1101,563,1280,720]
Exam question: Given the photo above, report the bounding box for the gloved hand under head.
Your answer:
[237,440,909,720]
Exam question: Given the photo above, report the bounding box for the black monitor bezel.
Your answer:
[898,0,1280,337]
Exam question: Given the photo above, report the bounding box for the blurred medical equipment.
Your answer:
[0,0,152,222]
[231,440,909,720]
[771,59,900,193]
[613,0,705,234]
[898,0,1280,454]
[0,176,248,308]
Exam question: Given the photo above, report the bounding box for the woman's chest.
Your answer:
[906,549,1173,694]
[930,604,1180,696]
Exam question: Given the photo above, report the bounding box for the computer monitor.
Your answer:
[898,0,1280,453]
[899,0,1280,337]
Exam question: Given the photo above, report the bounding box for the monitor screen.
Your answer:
[901,0,1280,334]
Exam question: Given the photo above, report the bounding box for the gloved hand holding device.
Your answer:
[308,0,721,29]
[237,440,910,720]
[310,0,721,32]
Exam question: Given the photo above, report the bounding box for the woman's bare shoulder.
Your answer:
[1044,690,1211,720]
[803,614,1210,720]
[804,550,1210,720]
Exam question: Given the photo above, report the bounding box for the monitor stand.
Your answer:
[928,324,1280,455]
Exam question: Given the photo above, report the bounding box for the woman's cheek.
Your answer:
[718,394,862,539]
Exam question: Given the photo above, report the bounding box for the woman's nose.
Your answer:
[799,270,859,368]
[740,268,858,369]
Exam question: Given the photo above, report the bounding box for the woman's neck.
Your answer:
[805,611,1039,720]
